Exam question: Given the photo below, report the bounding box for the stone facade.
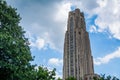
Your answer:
[63,9,95,80]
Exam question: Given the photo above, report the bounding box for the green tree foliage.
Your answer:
[0,0,34,80]
[65,76,77,80]
[34,66,56,80]
[94,74,119,80]
[0,1,57,80]
[57,77,62,80]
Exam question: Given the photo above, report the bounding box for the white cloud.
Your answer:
[70,0,120,40]
[7,0,120,52]
[20,1,73,52]
[94,0,120,39]
[94,47,120,65]
[35,38,45,49]
[54,2,72,23]
[31,37,46,50]
[89,25,97,33]
[48,58,63,66]
[25,30,49,50]
[69,0,99,16]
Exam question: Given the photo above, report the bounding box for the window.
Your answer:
[76,17,79,27]
[70,17,74,31]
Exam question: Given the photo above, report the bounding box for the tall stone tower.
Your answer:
[63,9,95,80]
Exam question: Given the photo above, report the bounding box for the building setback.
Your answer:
[63,9,98,80]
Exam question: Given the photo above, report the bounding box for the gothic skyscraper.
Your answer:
[63,9,97,80]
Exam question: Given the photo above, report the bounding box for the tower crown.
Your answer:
[74,8,80,14]
[67,9,86,31]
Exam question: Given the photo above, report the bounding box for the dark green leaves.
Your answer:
[0,1,57,80]
[0,0,33,80]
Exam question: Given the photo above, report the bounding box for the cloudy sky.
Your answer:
[6,0,120,78]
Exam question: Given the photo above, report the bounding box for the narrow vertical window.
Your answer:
[70,17,74,32]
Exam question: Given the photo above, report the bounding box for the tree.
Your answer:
[57,77,62,80]
[93,74,120,80]
[0,1,57,80]
[0,1,34,80]
[65,76,77,80]
[35,66,56,80]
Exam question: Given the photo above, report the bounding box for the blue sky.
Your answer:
[6,0,120,78]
